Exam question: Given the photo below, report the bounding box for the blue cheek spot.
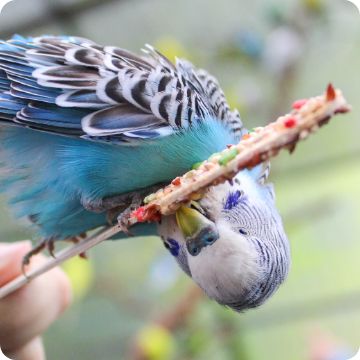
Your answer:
[167,238,180,257]
[224,190,242,210]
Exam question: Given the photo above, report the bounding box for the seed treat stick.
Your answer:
[131,84,350,222]
[0,84,351,299]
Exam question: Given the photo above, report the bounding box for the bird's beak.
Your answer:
[175,205,206,238]
[176,204,220,256]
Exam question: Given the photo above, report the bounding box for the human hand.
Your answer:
[0,241,72,360]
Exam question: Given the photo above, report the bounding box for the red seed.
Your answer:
[292,99,307,110]
[326,83,336,102]
[132,206,161,223]
[171,177,181,186]
[150,212,162,222]
[132,207,146,222]
[284,117,297,128]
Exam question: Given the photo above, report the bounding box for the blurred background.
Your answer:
[0,0,359,359]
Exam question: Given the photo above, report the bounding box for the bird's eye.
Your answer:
[239,228,248,235]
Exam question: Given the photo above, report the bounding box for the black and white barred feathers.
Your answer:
[0,35,244,141]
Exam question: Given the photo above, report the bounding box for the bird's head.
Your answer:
[157,165,290,312]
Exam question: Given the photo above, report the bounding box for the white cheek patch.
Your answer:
[157,215,184,242]
[187,221,260,304]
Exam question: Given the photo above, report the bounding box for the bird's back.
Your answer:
[0,35,244,239]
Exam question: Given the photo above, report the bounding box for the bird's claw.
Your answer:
[21,238,55,277]
[117,212,133,236]
[116,193,143,236]
[66,235,89,259]
[106,207,124,225]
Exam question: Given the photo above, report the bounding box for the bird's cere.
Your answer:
[131,84,350,223]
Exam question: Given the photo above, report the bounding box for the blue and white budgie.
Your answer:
[0,35,290,311]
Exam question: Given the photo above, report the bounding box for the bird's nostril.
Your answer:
[205,235,216,244]
[191,246,199,256]
[186,240,201,256]
[198,225,220,248]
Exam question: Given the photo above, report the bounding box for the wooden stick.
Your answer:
[0,84,351,299]
[0,225,122,299]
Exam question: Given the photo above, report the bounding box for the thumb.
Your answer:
[4,337,45,360]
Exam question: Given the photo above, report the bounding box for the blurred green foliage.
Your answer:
[0,0,359,359]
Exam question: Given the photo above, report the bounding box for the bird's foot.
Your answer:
[82,184,164,233]
[66,233,88,259]
[22,237,56,276]
[82,194,129,213]
[106,206,125,225]
[81,184,165,214]
[116,193,144,235]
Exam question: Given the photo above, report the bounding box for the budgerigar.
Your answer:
[0,35,290,311]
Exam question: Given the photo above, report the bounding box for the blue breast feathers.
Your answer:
[0,118,237,239]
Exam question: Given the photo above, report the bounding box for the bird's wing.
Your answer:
[175,58,244,137]
[0,35,245,142]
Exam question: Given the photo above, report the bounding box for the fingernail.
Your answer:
[0,241,31,269]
